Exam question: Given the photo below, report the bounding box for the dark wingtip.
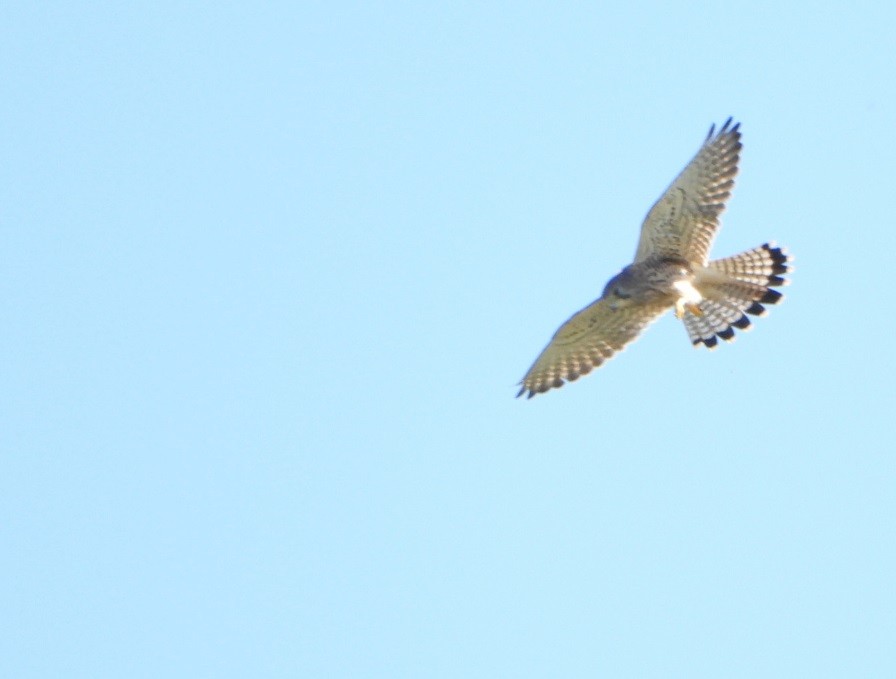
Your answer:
[707,117,739,142]
[733,315,752,330]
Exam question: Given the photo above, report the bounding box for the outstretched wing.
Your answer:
[633,119,741,265]
[517,296,669,398]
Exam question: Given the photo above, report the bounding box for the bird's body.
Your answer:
[517,119,791,398]
[603,257,693,307]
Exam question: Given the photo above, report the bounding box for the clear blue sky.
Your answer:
[2,3,895,677]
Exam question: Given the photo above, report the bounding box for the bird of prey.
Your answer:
[517,119,791,398]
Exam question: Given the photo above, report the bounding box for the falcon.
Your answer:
[517,118,791,398]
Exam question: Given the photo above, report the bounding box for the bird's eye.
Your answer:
[614,288,630,299]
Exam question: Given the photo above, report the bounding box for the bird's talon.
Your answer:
[675,300,703,318]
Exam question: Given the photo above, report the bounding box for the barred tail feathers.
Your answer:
[684,243,791,348]
[708,242,790,286]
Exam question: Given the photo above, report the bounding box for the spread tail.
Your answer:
[684,243,791,348]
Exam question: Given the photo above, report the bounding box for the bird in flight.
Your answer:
[517,119,791,398]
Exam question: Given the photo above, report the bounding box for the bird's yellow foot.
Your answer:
[675,300,703,318]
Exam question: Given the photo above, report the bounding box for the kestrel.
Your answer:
[517,119,791,398]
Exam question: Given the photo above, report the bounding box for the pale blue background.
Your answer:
[2,3,895,677]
